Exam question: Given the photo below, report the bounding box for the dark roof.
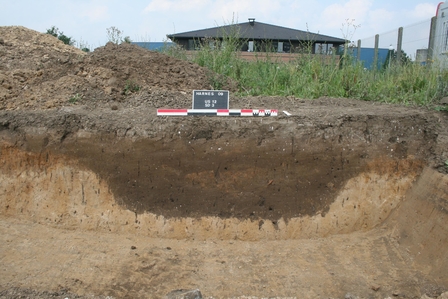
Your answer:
[167,20,346,44]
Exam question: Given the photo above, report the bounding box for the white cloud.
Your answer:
[320,0,373,30]
[209,0,281,21]
[208,0,255,22]
[144,0,208,13]
[407,3,437,19]
[354,3,434,43]
[366,8,395,32]
[144,0,172,12]
[81,5,109,22]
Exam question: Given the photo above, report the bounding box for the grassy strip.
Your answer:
[163,38,448,106]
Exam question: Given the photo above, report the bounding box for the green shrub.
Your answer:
[45,26,75,46]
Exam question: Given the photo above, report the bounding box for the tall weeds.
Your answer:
[164,33,448,106]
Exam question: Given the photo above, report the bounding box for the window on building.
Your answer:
[188,39,194,50]
[248,41,254,52]
[314,43,334,55]
[278,42,283,53]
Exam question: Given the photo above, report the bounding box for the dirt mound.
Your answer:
[0,26,85,69]
[0,26,231,111]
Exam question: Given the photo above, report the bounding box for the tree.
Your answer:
[45,26,75,46]
[383,49,412,68]
[397,49,412,65]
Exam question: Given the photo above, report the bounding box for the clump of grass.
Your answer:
[163,43,188,60]
[69,93,83,103]
[435,105,448,112]
[123,80,141,95]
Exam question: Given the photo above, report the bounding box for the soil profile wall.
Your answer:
[0,146,426,240]
[0,107,439,240]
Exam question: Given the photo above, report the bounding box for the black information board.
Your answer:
[192,90,229,109]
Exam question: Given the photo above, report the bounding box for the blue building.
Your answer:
[349,47,391,70]
[132,42,174,51]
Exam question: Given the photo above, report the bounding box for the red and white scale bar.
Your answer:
[157,109,278,116]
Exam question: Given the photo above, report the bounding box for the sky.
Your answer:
[0,0,440,56]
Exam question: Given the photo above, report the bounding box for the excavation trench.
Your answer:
[0,107,440,241]
[1,104,448,298]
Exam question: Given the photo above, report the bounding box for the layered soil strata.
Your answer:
[0,25,447,299]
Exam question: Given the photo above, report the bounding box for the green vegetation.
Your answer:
[46,21,447,107]
[46,26,75,46]
[69,93,82,104]
[123,80,141,95]
[106,26,131,44]
[435,105,448,112]
[76,38,91,52]
[163,34,448,107]
[383,49,412,69]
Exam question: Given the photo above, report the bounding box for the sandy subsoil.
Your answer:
[0,26,448,299]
